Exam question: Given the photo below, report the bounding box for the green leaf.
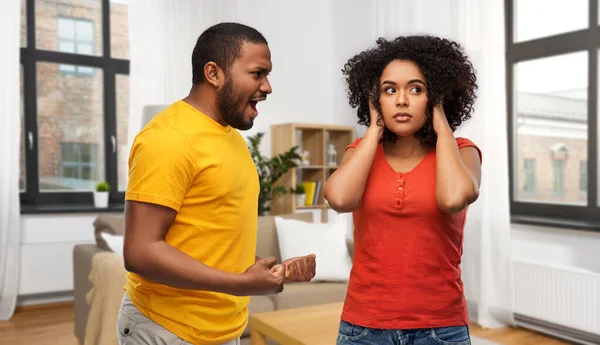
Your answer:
[247,133,300,216]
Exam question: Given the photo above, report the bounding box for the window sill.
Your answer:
[511,214,600,233]
[20,203,125,215]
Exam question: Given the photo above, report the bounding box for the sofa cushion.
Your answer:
[256,212,313,262]
[274,217,352,282]
[242,295,275,337]
[271,282,348,310]
[93,214,125,251]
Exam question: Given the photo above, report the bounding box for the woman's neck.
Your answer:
[384,135,428,159]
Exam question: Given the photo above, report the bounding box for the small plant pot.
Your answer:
[296,193,306,206]
[94,191,109,208]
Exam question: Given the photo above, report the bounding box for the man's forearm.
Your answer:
[125,241,245,295]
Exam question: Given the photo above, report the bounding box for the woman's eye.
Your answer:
[410,87,421,93]
[385,87,396,94]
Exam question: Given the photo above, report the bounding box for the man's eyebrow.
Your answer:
[252,67,271,73]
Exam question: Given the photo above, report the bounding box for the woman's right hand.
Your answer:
[368,100,384,138]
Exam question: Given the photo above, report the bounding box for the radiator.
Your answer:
[511,259,600,343]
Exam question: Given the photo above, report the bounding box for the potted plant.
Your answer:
[247,132,301,216]
[94,180,110,208]
[293,184,306,206]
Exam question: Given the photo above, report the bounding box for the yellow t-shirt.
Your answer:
[123,100,259,345]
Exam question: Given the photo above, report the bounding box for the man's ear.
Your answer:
[204,62,223,88]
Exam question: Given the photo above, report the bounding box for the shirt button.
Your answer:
[398,187,403,190]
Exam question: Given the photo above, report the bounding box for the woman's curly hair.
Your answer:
[342,35,477,147]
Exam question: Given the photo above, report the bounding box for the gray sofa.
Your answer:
[73,212,351,345]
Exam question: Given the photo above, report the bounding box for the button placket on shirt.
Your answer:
[396,172,405,207]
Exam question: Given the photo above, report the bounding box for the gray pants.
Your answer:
[117,293,241,345]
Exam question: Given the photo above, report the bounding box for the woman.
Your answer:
[324,35,482,345]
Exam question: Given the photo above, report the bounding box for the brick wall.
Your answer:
[516,135,587,205]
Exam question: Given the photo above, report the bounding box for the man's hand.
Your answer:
[238,256,286,295]
[281,254,316,283]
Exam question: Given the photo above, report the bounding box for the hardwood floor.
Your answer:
[0,303,574,345]
[0,303,79,345]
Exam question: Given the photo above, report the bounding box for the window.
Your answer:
[58,17,95,75]
[506,0,600,229]
[580,160,588,193]
[552,159,565,196]
[59,143,99,189]
[20,0,130,211]
[523,158,536,195]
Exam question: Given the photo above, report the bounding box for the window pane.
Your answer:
[75,20,93,41]
[116,74,129,191]
[35,0,102,56]
[77,66,94,75]
[59,64,76,73]
[523,158,536,194]
[579,160,587,194]
[20,65,26,192]
[21,0,26,47]
[110,0,129,59]
[57,17,75,39]
[514,52,587,205]
[37,62,104,192]
[77,42,93,55]
[514,0,588,43]
[59,41,75,53]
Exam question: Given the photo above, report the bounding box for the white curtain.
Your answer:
[372,0,514,328]
[127,0,235,147]
[0,0,22,321]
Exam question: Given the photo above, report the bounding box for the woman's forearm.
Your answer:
[324,127,380,212]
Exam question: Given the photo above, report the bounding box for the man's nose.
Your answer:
[261,78,273,94]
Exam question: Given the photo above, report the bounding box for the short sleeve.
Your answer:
[345,137,363,152]
[125,127,197,212]
[456,137,482,164]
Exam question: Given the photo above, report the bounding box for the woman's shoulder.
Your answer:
[455,137,482,163]
[346,137,365,151]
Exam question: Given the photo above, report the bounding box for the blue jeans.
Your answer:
[336,320,471,345]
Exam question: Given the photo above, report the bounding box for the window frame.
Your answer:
[20,0,129,213]
[505,0,600,231]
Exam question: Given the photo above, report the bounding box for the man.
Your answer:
[118,22,316,345]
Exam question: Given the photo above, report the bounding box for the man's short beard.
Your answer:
[216,76,253,131]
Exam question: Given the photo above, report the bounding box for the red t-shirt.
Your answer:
[341,136,482,330]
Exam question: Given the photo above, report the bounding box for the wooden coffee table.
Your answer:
[250,302,343,345]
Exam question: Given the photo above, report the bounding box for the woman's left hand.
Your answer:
[432,103,451,135]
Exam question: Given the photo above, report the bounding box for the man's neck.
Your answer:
[183,84,226,126]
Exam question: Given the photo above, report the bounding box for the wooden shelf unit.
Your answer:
[270,123,355,222]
